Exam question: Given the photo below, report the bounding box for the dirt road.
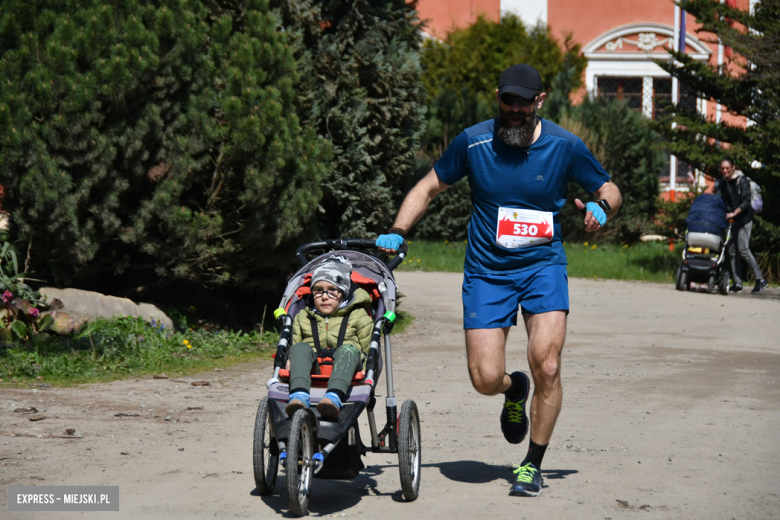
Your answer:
[3,272,779,519]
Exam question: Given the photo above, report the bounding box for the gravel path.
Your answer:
[2,272,779,519]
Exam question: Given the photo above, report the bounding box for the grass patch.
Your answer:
[0,317,278,387]
[396,239,469,272]
[396,239,682,283]
[564,241,680,283]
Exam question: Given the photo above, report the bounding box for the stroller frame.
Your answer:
[253,239,420,516]
[676,223,733,295]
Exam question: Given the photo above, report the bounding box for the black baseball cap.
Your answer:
[498,64,544,98]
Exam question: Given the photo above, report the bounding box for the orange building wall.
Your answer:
[415,0,500,39]
[548,0,676,51]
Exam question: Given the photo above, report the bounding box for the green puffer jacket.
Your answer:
[292,288,374,366]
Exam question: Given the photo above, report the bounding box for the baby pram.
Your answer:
[253,239,420,516]
[676,194,732,294]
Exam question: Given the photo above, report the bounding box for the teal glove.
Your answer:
[586,202,607,226]
[376,233,404,251]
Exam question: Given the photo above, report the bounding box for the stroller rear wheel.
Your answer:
[707,274,716,294]
[286,410,316,517]
[719,269,729,295]
[398,399,421,501]
[253,397,279,495]
[675,266,687,292]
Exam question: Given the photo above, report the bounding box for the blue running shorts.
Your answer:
[462,264,569,329]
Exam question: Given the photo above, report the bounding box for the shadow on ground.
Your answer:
[251,461,580,515]
[252,464,404,517]
[426,460,578,485]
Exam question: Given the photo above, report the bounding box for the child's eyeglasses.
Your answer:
[312,288,341,299]
[499,93,537,107]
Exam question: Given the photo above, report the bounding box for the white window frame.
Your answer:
[582,23,711,100]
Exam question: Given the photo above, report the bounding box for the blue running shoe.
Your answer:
[500,371,530,444]
[317,391,342,420]
[286,391,310,417]
[510,463,542,497]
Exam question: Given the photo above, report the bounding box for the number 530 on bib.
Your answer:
[496,207,554,249]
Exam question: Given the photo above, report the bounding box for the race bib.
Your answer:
[496,207,554,248]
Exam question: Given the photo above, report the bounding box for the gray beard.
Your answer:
[496,106,538,148]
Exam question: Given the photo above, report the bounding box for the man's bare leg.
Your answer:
[464,327,512,395]
[522,311,566,444]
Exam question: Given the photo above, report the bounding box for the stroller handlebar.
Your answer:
[295,239,409,271]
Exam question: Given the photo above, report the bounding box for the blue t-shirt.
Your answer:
[434,118,610,274]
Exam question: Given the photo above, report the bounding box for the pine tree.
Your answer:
[557,96,665,244]
[273,0,426,239]
[653,0,780,259]
[0,0,331,290]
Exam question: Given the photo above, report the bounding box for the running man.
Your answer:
[377,64,622,497]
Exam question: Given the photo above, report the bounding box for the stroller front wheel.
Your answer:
[398,399,421,501]
[253,396,279,495]
[286,409,316,517]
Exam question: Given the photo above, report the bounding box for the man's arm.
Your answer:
[377,168,449,253]
[574,181,622,233]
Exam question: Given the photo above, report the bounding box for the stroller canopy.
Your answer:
[686,194,727,237]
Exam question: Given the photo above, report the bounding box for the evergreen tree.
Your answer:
[420,14,587,109]
[557,96,665,244]
[653,0,780,259]
[410,87,490,241]
[274,0,427,239]
[0,0,330,291]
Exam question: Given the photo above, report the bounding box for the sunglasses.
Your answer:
[499,93,537,107]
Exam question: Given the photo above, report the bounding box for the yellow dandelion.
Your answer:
[183,339,190,345]
[417,259,421,263]
[463,240,467,244]
[445,240,449,244]
[187,344,192,349]
[591,244,597,250]
[584,242,589,246]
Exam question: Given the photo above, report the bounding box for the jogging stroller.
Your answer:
[253,239,421,516]
[676,194,732,295]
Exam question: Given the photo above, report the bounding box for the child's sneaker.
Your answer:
[286,391,310,417]
[317,392,343,420]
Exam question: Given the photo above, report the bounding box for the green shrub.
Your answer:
[557,96,665,244]
[0,0,330,290]
[280,0,427,238]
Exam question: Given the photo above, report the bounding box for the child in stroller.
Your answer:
[254,239,420,517]
[285,255,374,419]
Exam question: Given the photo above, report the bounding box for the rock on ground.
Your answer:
[39,287,173,331]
